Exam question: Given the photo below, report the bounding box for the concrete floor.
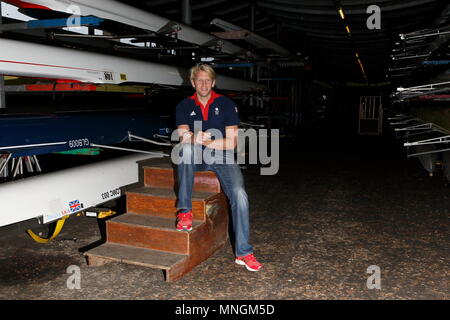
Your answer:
[0,132,448,300]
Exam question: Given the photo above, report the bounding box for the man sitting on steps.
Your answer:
[173,63,263,272]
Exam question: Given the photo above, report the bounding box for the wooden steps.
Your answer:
[126,186,223,221]
[141,157,221,193]
[84,157,229,282]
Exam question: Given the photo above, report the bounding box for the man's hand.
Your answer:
[177,125,193,144]
[195,131,212,145]
[178,130,193,144]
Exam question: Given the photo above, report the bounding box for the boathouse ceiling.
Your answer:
[1,0,449,85]
[121,0,450,84]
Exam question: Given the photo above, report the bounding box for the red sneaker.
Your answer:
[176,211,193,231]
[235,253,263,272]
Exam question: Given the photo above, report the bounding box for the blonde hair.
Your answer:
[189,63,216,82]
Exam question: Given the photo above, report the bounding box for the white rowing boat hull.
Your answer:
[0,154,156,227]
[3,0,249,59]
[0,38,263,91]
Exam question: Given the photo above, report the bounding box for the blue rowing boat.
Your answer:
[0,109,172,158]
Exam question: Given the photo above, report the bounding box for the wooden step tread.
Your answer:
[110,213,203,231]
[85,243,187,270]
[127,186,218,200]
[138,157,174,169]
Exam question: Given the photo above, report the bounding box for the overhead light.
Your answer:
[338,7,345,20]
[358,59,365,72]
[345,25,351,35]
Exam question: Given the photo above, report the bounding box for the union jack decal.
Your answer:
[69,200,82,213]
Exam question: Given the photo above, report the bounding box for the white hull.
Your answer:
[0,153,157,227]
[3,0,249,58]
[0,38,263,91]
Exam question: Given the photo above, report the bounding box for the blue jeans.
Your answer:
[175,143,253,257]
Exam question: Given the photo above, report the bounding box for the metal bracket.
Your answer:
[390,118,421,126]
[404,129,436,138]
[404,135,450,147]
[89,131,171,156]
[404,134,450,158]
[395,81,450,100]
[128,132,172,146]
[89,143,169,156]
[406,147,450,158]
[387,115,413,121]
[0,154,12,177]
[0,154,42,180]
[400,25,450,40]
[394,122,432,131]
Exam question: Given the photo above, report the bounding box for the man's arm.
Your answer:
[202,125,238,150]
[177,125,211,144]
[177,125,194,143]
[177,124,238,150]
